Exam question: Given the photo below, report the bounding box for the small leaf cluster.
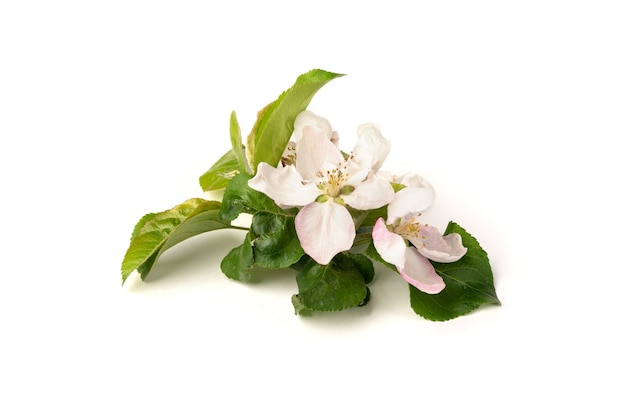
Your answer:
[120,69,499,321]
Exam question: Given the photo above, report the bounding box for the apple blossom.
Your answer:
[372,187,467,294]
[249,111,394,265]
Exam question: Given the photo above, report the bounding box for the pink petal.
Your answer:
[413,226,467,263]
[372,218,407,268]
[343,174,394,210]
[399,247,446,294]
[296,126,344,181]
[387,187,435,223]
[248,162,322,207]
[295,201,355,265]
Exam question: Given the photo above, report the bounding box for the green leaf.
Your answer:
[251,212,304,269]
[352,206,387,246]
[130,212,159,241]
[409,222,500,321]
[199,111,251,192]
[198,149,240,191]
[291,294,311,315]
[293,254,370,313]
[342,252,375,284]
[244,102,272,169]
[121,198,233,284]
[229,111,248,174]
[220,232,254,282]
[246,69,344,172]
[219,172,294,221]
[219,172,302,275]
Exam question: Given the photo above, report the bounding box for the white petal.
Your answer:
[378,171,435,193]
[372,218,407,269]
[415,226,467,263]
[343,174,394,210]
[399,247,446,294]
[353,123,391,173]
[248,162,322,207]
[295,201,355,265]
[400,173,434,190]
[295,125,345,181]
[342,157,371,187]
[330,131,340,147]
[387,186,435,223]
[377,170,397,183]
[294,110,333,141]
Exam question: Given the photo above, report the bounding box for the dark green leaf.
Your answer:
[121,198,232,284]
[410,222,500,321]
[293,254,369,313]
[198,149,240,191]
[246,69,344,171]
[341,252,375,284]
[219,172,294,221]
[353,206,387,229]
[251,212,304,269]
[220,232,254,282]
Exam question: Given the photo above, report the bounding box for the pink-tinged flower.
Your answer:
[249,111,395,265]
[372,187,467,294]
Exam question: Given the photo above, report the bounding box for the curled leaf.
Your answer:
[121,198,232,284]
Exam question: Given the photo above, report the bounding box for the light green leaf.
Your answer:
[291,294,311,315]
[198,149,240,191]
[229,111,249,174]
[244,102,272,170]
[121,198,233,284]
[246,69,344,172]
[198,111,249,191]
[130,212,159,241]
[409,222,500,321]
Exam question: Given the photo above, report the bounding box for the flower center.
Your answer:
[392,215,428,248]
[280,143,296,166]
[316,160,351,198]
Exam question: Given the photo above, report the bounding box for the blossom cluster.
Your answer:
[248,111,467,294]
[121,69,498,320]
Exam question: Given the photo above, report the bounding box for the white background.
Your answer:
[1,1,625,416]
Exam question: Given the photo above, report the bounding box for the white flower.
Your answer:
[249,111,394,265]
